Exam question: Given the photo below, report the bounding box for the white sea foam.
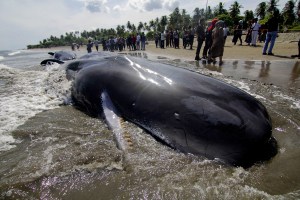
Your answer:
[8,51,21,56]
[273,93,300,110]
[0,56,4,60]
[0,63,71,151]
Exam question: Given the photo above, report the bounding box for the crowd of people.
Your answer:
[192,12,279,65]
[232,11,279,56]
[82,13,280,65]
[84,32,147,53]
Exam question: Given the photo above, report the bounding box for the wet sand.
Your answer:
[143,34,300,90]
[144,33,299,61]
[37,33,300,90]
[38,33,300,62]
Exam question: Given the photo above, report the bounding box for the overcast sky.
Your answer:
[0,0,285,50]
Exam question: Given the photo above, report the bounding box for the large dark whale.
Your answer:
[41,51,76,65]
[66,53,277,167]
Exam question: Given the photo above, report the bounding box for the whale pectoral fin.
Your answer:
[101,90,121,129]
[101,91,132,151]
[40,59,65,66]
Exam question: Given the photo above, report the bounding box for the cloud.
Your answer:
[144,0,163,11]
[163,0,180,11]
[81,0,110,13]
[113,5,122,12]
[127,0,180,12]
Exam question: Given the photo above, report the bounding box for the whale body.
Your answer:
[41,51,76,65]
[66,53,277,167]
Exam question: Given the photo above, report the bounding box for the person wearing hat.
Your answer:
[203,18,218,61]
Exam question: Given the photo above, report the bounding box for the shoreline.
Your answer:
[29,33,300,62]
[31,33,299,90]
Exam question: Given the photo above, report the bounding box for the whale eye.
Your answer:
[174,112,180,120]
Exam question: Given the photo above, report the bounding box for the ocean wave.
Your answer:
[0,64,71,152]
[8,50,21,56]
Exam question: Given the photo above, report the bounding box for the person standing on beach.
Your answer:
[262,12,279,55]
[189,26,195,50]
[195,18,206,61]
[203,18,218,60]
[141,32,146,50]
[251,18,260,47]
[233,20,243,45]
[155,33,159,48]
[174,30,180,49]
[136,33,141,50]
[94,39,99,51]
[210,20,225,65]
[170,29,174,47]
[166,31,170,48]
[223,24,229,45]
[87,40,93,53]
[160,31,165,49]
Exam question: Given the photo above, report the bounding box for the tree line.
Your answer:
[27,0,300,49]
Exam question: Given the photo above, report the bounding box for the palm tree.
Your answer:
[229,1,243,22]
[143,22,150,31]
[206,6,213,19]
[137,22,144,32]
[255,2,267,19]
[267,0,279,13]
[127,21,132,32]
[116,25,125,36]
[244,10,254,24]
[214,2,227,16]
[297,0,300,21]
[282,0,296,26]
[169,7,182,30]
[181,9,191,29]
[160,15,168,31]
[131,24,137,33]
[192,7,202,26]
[149,19,156,31]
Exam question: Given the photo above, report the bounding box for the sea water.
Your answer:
[0,49,299,199]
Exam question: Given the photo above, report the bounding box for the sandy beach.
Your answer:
[42,33,300,62]
[40,33,299,89]
[144,33,300,62]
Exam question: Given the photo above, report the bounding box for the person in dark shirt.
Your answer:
[87,40,93,53]
[262,12,279,55]
[195,18,206,60]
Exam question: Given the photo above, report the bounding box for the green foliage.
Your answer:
[256,2,267,19]
[282,0,296,26]
[146,31,155,40]
[290,24,300,30]
[229,1,243,22]
[216,14,234,27]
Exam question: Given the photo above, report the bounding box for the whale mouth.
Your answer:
[256,136,278,161]
[220,136,278,168]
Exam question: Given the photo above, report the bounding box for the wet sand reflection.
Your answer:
[120,52,299,90]
[196,60,299,90]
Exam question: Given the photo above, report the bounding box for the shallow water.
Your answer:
[0,50,299,199]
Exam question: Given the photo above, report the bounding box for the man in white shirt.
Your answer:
[251,18,260,47]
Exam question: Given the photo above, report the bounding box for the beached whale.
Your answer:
[66,53,278,167]
[40,51,76,65]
